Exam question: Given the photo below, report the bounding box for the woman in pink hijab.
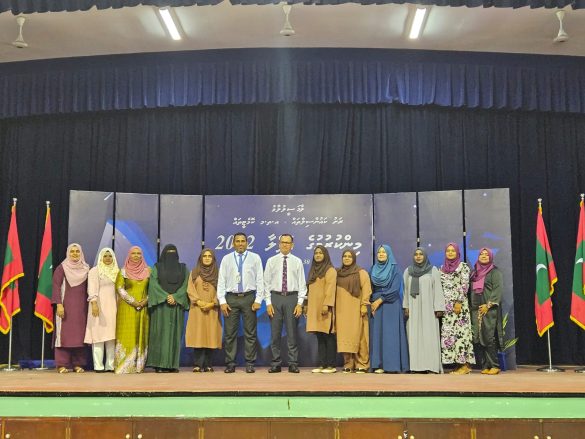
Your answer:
[113,246,150,374]
[52,243,90,373]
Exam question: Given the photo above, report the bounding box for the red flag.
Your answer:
[0,204,24,334]
[535,202,557,337]
[570,198,585,330]
[34,204,53,332]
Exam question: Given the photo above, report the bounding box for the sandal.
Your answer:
[73,366,85,373]
[58,367,69,374]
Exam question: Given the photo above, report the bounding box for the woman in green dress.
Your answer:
[146,244,190,373]
[114,246,150,374]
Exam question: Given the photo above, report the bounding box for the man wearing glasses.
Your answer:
[264,234,307,373]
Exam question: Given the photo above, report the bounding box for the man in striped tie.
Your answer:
[264,234,307,373]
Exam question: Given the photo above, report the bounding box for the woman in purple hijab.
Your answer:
[439,243,475,374]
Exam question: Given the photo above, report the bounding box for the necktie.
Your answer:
[238,253,244,293]
[282,256,288,294]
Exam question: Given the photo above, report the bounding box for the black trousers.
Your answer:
[194,348,213,368]
[316,332,337,368]
[224,292,257,367]
[270,293,299,367]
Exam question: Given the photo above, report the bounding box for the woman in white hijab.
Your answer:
[84,247,119,372]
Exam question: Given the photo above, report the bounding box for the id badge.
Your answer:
[236,274,241,284]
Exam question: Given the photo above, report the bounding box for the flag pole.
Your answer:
[35,200,50,371]
[536,198,564,373]
[3,199,18,372]
[576,194,585,373]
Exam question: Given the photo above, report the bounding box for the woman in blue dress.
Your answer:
[369,244,409,373]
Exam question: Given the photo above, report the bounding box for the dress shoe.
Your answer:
[487,367,501,375]
[311,367,323,373]
[268,366,282,373]
[355,368,368,374]
[374,368,385,374]
[481,368,491,375]
[321,367,337,374]
[288,365,300,373]
[224,365,236,373]
[246,365,255,373]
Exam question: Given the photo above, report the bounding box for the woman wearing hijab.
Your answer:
[470,248,504,375]
[306,245,337,374]
[147,244,190,372]
[440,243,475,375]
[84,247,119,372]
[403,248,445,374]
[186,248,222,373]
[114,246,150,374]
[52,243,90,373]
[369,244,409,373]
[335,250,372,374]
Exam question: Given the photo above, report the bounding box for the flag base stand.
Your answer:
[34,366,49,371]
[0,364,20,372]
[536,366,565,372]
[574,367,585,373]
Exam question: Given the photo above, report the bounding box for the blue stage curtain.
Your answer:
[1,0,583,13]
[1,48,584,118]
[0,0,220,14]
[1,103,585,365]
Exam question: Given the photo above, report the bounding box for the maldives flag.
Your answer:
[0,204,24,334]
[570,199,585,330]
[535,203,558,337]
[34,205,53,332]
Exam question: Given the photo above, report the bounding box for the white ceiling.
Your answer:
[0,2,584,64]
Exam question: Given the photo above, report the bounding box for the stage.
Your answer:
[1,366,585,439]
[1,365,584,398]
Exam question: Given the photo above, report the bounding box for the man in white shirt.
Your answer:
[217,232,264,373]
[264,234,307,373]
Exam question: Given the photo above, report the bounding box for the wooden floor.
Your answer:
[0,365,584,397]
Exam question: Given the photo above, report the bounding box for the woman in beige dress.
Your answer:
[186,248,222,372]
[306,245,337,374]
[335,250,372,374]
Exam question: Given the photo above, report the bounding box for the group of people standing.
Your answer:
[52,234,504,376]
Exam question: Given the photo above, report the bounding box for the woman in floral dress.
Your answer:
[439,243,475,374]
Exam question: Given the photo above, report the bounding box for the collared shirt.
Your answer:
[217,250,264,305]
[263,252,307,306]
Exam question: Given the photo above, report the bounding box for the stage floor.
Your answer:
[0,365,583,397]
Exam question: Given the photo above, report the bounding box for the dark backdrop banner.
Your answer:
[68,190,114,266]
[373,192,418,273]
[204,194,373,366]
[418,190,464,267]
[114,193,159,267]
[1,103,585,365]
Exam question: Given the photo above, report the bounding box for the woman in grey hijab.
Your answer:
[402,248,445,374]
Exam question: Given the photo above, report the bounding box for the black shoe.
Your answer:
[246,365,255,373]
[224,365,236,373]
[268,366,282,373]
[94,369,106,373]
[288,365,300,373]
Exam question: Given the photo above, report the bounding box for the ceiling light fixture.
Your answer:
[553,10,569,43]
[408,8,427,40]
[158,7,182,41]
